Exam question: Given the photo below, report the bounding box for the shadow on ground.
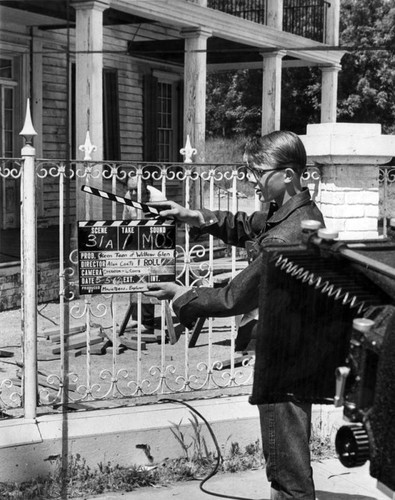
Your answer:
[317,492,378,500]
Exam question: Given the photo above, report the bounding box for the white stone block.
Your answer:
[322,204,362,219]
[343,205,364,218]
[344,218,378,231]
[319,204,336,218]
[345,191,379,205]
[306,123,382,136]
[325,217,346,231]
[301,123,395,165]
[319,191,345,205]
[339,230,379,240]
[364,205,379,218]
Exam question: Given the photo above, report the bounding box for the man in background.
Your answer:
[123,175,165,332]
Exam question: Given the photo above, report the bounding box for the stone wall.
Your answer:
[318,164,379,239]
[301,123,395,240]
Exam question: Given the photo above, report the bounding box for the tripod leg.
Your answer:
[188,316,206,348]
[119,297,134,336]
[165,301,179,345]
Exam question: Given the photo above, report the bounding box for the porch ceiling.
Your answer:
[127,37,297,66]
[0,0,149,28]
[0,0,345,66]
[112,0,345,67]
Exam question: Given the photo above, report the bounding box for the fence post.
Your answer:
[19,99,38,419]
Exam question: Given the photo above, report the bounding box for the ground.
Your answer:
[0,294,253,417]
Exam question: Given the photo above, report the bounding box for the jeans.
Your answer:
[258,401,315,500]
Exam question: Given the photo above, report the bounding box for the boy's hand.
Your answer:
[147,200,204,227]
[143,282,182,300]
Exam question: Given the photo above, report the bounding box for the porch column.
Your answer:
[266,0,283,30]
[261,51,286,135]
[326,0,340,46]
[320,0,340,124]
[301,123,395,239]
[72,0,109,219]
[320,65,341,123]
[181,27,212,163]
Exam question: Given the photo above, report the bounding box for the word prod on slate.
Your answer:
[78,219,176,295]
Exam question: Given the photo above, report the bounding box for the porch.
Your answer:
[0,0,343,179]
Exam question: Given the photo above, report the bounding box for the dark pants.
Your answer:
[258,401,315,500]
[130,302,155,327]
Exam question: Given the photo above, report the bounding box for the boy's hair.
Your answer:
[244,131,307,175]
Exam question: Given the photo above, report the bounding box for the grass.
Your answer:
[310,430,337,462]
[0,413,336,499]
[205,136,247,165]
[203,136,256,198]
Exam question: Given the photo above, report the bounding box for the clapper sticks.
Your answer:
[81,184,170,219]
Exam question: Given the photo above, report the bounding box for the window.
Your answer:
[143,72,183,162]
[0,58,16,157]
[0,57,19,230]
[157,81,173,162]
[0,58,12,79]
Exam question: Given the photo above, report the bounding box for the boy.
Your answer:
[145,131,324,499]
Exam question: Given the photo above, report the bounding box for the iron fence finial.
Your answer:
[79,131,97,160]
[180,135,197,163]
[19,98,37,143]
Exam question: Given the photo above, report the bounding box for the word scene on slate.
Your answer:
[78,219,176,295]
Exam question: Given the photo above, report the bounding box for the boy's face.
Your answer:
[243,157,287,203]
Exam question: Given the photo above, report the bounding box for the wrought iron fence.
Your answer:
[379,166,395,237]
[208,0,329,43]
[1,139,391,419]
[283,0,329,43]
[0,152,260,418]
[208,0,266,24]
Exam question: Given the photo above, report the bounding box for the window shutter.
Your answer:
[143,73,158,161]
[103,69,121,161]
[176,80,184,162]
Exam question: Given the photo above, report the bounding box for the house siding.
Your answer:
[29,22,182,227]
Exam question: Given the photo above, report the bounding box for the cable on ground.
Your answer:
[160,398,263,500]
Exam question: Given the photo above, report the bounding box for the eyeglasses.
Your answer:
[243,164,287,178]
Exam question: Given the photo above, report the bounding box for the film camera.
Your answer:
[335,304,395,493]
[248,221,395,495]
[312,226,395,493]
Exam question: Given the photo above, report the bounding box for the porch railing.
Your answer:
[208,0,266,24]
[207,0,329,43]
[283,0,329,44]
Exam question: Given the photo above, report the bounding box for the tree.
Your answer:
[206,65,321,136]
[206,70,262,137]
[206,0,395,137]
[338,0,395,133]
[280,66,321,134]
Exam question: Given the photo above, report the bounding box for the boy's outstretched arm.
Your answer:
[147,200,205,227]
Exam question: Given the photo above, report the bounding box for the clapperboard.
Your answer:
[78,185,176,295]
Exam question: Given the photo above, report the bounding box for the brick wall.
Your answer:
[0,261,59,312]
[302,123,395,240]
[318,165,380,239]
